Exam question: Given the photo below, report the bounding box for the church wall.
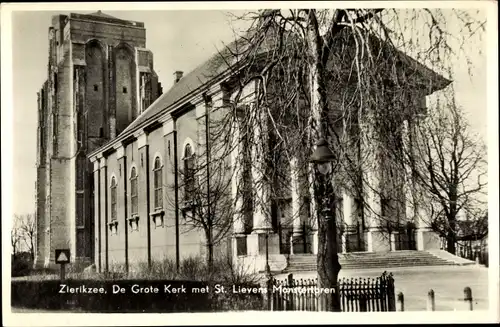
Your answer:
[85,42,106,139]
[147,127,178,262]
[94,104,224,270]
[104,151,126,269]
[70,19,146,48]
[92,162,101,272]
[98,161,108,271]
[115,46,136,135]
[125,141,149,266]
[36,12,162,269]
[175,107,208,261]
[48,50,76,263]
[124,131,153,265]
[161,128,178,263]
[49,159,73,256]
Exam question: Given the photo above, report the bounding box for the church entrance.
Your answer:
[394,223,417,250]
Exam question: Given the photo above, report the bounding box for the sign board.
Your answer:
[55,249,70,264]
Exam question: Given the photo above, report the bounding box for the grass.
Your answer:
[13,254,260,283]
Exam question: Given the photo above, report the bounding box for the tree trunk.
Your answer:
[446,230,456,254]
[447,205,457,255]
[315,176,341,311]
[30,238,35,262]
[205,229,214,271]
[307,9,341,312]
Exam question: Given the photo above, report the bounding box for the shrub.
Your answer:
[11,279,212,312]
[11,253,32,277]
[121,254,264,311]
[13,253,265,311]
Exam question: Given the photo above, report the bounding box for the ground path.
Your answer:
[272,265,490,311]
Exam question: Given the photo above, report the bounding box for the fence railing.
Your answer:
[267,272,395,312]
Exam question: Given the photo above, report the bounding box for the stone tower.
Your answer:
[35,11,162,268]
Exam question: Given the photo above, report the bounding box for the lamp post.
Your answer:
[310,138,341,312]
[265,231,271,278]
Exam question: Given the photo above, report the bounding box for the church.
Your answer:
[34,11,162,268]
[35,11,450,273]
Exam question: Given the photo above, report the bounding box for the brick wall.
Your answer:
[70,19,146,48]
[85,42,106,138]
[49,159,72,255]
[35,12,163,269]
[115,46,136,134]
[47,47,75,263]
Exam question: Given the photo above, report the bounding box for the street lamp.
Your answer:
[310,138,341,312]
[310,138,336,224]
[265,231,271,278]
[310,138,336,174]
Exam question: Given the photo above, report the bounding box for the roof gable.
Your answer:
[88,11,120,20]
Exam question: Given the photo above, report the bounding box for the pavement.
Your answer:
[273,265,490,311]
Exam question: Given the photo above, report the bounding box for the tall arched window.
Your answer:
[153,157,163,209]
[110,177,117,221]
[130,167,138,215]
[183,143,195,201]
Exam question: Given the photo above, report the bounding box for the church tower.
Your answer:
[35,11,162,268]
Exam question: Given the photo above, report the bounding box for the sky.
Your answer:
[4,4,492,216]
[8,8,250,215]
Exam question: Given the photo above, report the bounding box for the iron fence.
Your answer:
[267,271,395,312]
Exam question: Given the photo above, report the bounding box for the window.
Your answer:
[110,177,117,221]
[76,194,84,227]
[153,157,163,209]
[123,87,127,94]
[354,197,364,228]
[130,167,138,215]
[183,144,195,201]
[94,84,98,91]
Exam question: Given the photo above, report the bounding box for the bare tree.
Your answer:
[402,102,487,254]
[153,7,485,311]
[14,213,36,261]
[164,94,244,271]
[11,225,22,257]
[217,8,485,311]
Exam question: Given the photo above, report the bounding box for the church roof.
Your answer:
[89,27,451,158]
[88,10,120,20]
[70,11,143,27]
[116,28,293,138]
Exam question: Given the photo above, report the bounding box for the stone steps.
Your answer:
[282,250,461,273]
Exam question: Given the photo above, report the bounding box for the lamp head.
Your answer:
[310,138,335,175]
[317,161,332,175]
